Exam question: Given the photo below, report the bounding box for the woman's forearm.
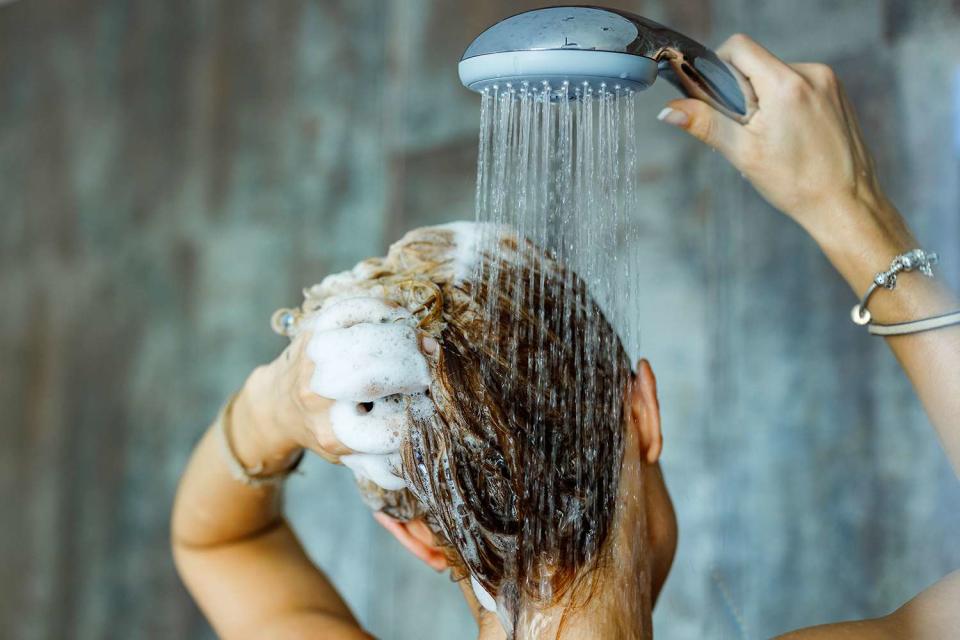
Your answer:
[809,197,960,473]
[171,377,296,548]
[659,34,960,474]
[171,377,366,638]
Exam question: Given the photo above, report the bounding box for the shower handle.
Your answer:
[621,14,758,124]
[653,40,757,124]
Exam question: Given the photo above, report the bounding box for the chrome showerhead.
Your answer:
[459,6,756,122]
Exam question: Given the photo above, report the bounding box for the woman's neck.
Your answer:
[470,552,655,640]
[474,590,654,640]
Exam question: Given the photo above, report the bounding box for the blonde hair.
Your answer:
[299,225,631,627]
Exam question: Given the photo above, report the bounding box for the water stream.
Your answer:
[471,82,646,635]
[475,82,642,371]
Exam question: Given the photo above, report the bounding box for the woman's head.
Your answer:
[292,222,675,633]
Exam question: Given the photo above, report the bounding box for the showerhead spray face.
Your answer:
[459,5,757,123]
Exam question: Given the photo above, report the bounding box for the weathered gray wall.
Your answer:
[1,1,958,639]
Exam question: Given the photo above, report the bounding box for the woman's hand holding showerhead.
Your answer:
[658,33,897,239]
[660,34,960,476]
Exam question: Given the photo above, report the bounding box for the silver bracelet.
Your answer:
[216,392,304,488]
[851,249,938,325]
[866,310,960,336]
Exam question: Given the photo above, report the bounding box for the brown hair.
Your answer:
[302,225,631,626]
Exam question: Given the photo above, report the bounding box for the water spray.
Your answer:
[451,7,754,635]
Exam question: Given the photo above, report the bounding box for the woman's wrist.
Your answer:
[807,195,910,276]
[231,371,304,476]
[802,195,956,323]
[799,187,902,244]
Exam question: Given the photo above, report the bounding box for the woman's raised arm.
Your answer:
[657,32,960,639]
[658,33,960,475]
[171,334,373,640]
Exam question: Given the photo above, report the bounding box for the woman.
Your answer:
[172,34,960,639]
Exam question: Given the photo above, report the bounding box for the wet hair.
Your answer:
[302,225,631,626]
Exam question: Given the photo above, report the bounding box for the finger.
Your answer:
[658,98,745,160]
[294,334,331,414]
[790,63,867,156]
[309,297,409,332]
[716,33,796,94]
[288,329,312,369]
[307,324,431,401]
[341,452,406,491]
[419,333,440,358]
[328,396,412,455]
[305,407,354,458]
[312,446,345,465]
[790,63,875,171]
[789,62,848,119]
[789,62,842,92]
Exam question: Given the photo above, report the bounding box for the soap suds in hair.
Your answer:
[328,393,433,454]
[433,221,482,282]
[472,576,498,613]
[306,323,430,402]
[340,452,407,491]
[282,223,502,611]
[300,295,435,491]
[309,296,411,331]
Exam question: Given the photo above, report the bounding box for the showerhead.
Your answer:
[459,6,756,123]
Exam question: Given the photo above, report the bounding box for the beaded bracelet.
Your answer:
[851,249,960,336]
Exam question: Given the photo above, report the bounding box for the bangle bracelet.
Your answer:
[865,309,960,336]
[851,248,938,325]
[216,392,304,488]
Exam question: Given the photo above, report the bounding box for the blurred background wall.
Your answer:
[2,1,959,638]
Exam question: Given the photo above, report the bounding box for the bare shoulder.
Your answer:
[774,570,960,640]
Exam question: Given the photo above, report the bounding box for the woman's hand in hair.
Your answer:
[232,295,438,473]
[232,331,352,472]
[657,33,907,245]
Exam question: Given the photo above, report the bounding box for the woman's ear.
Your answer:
[372,512,449,572]
[630,358,663,464]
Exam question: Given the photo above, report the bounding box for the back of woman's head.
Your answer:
[299,223,632,626]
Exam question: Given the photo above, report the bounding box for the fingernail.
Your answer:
[657,107,689,127]
[421,336,439,356]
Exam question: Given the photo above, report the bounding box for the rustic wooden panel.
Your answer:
[1,1,958,639]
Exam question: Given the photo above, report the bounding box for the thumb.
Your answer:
[657,98,742,159]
